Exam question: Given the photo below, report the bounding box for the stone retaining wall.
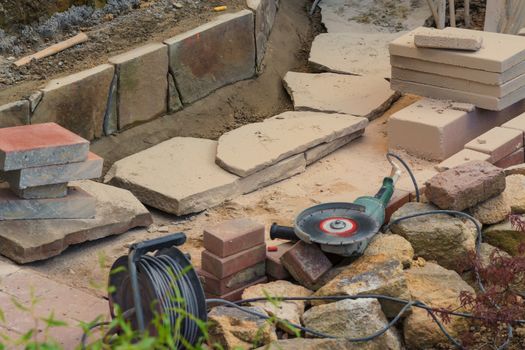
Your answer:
[0,0,278,140]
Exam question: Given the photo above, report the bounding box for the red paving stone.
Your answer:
[281,241,332,288]
[203,218,265,258]
[266,242,293,280]
[201,243,266,279]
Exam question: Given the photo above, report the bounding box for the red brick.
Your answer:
[385,189,410,223]
[494,148,524,168]
[266,242,293,280]
[201,243,266,279]
[201,262,266,295]
[280,241,332,289]
[205,276,268,302]
[203,218,265,257]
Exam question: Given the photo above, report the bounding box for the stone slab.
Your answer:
[309,32,402,78]
[0,186,95,220]
[388,98,525,160]
[11,183,68,199]
[31,64,114,140]
[305,132,364,165]
[436,149,491,172]
[413,27,483,51]
[0,180,152,263]
[164,10,255,104]
[0,122,89,171]
[392,67,525,98]
[167,72,183,114]
[201,243,267,279]
[0,100,30,128]
[2,152,103,189]
[391,55,525,86]
[390,78,525,111]
[494,148,525,168]
[247,0,277,69]
[216,111,368,177]
[109,43,168,129]
[389,28,525,72]
[283,72,398,120]
[203,218,265,258]
[465,127,523,163]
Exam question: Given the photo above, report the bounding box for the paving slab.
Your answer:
[389,28,525,72]
[109,43,168,130]
[436,149,491,172]
[390,56,525,86]
[0,180,152,263]
[164,10,255,104]
[2,152,103,189]
[0,123,89,171]
[216,111,368,177]
[494,148,525,168]
[501,112,525,138]
[413,27,483,51]
[31,64,114,140]
[247,0,278,69]
[11,183,68,199]
[464,127,523,163]
[0,100,30,128]
[283,72,398,120]
[0,186,95,220]
[203,218,265,258]
[309,32,402,78]
[390,78,525,111]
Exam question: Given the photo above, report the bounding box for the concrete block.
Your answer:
[31,64,114,140]
[0,187,95,220]
[283,72,398,120]
[201,243,266,279]
[109,43,168,129]
[388,98,525,160]
[425,161,506,211]
[205,276,268,302]
[391,55,525,85]
[280,241,332,289]
[202,261,266,295]
[391,67,525,98]
[413,27,482,51]
[389,28,525,72]
[11,183,68,199]
[390,78,525,111]
[247,0,278,69]
[0,123,89,171]
[203,218,265,258]
[216,111,368,177]
[494,148,525,168]
[164,10,255,104]
[465,127,523,163]
[0,180,152,263]
[305,132,364,165]
[0,100,30,128]
[266,242,293,280]
[3,152,103,189]
[501,112,525,139]
[436,149,491,172]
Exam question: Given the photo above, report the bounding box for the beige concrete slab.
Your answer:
[502,112,525,135]
[436,149,491,172]
[389,28,525,72]
[391,67,525,98]
[465,127,523,163]
[414,27,483,51]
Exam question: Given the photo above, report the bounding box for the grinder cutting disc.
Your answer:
[294,202,381,246]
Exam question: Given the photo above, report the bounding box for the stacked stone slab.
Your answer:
[0,123,103,220]
[389,27,525,111]
[200,219,267,301]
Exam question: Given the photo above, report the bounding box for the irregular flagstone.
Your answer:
[283,72,398,120]
[216,111,367,177]
[0,180,152,263]
[403,262,474,350]
[302,299,403,350]
[247,0,278,70]
[483,216,525,256]
[309,32,403,78]
[305,131,364,165]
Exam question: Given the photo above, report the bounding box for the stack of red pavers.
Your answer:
[200,218,268,301]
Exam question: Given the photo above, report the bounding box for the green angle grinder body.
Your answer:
[294,176,395,256]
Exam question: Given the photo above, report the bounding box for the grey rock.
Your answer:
[167,72,183,113]
[247,0,278,70]
[483,216,525,256]
[10,183,68,199]
[363,233,414,268]
[28,91,43,113]
[469,192,510,224]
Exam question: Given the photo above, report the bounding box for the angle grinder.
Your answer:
[271,154,403,256]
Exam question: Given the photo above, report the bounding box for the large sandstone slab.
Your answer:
[247,0,277,69]
[0,100,30,128]
[309,32,401,78]
[0,180,152,263]
[216,111,368,177]
[283,72,398,120]
[164,10,255,104]
[389,28,525,72]
[31,64,114,140]
[109,43,168,129]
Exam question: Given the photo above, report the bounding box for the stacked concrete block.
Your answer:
[200,219,267,301]
[0,123,103,220]
[390,28,525,111]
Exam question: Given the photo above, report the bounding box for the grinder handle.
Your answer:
[270,223,300,241]
[374,177,395,208]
